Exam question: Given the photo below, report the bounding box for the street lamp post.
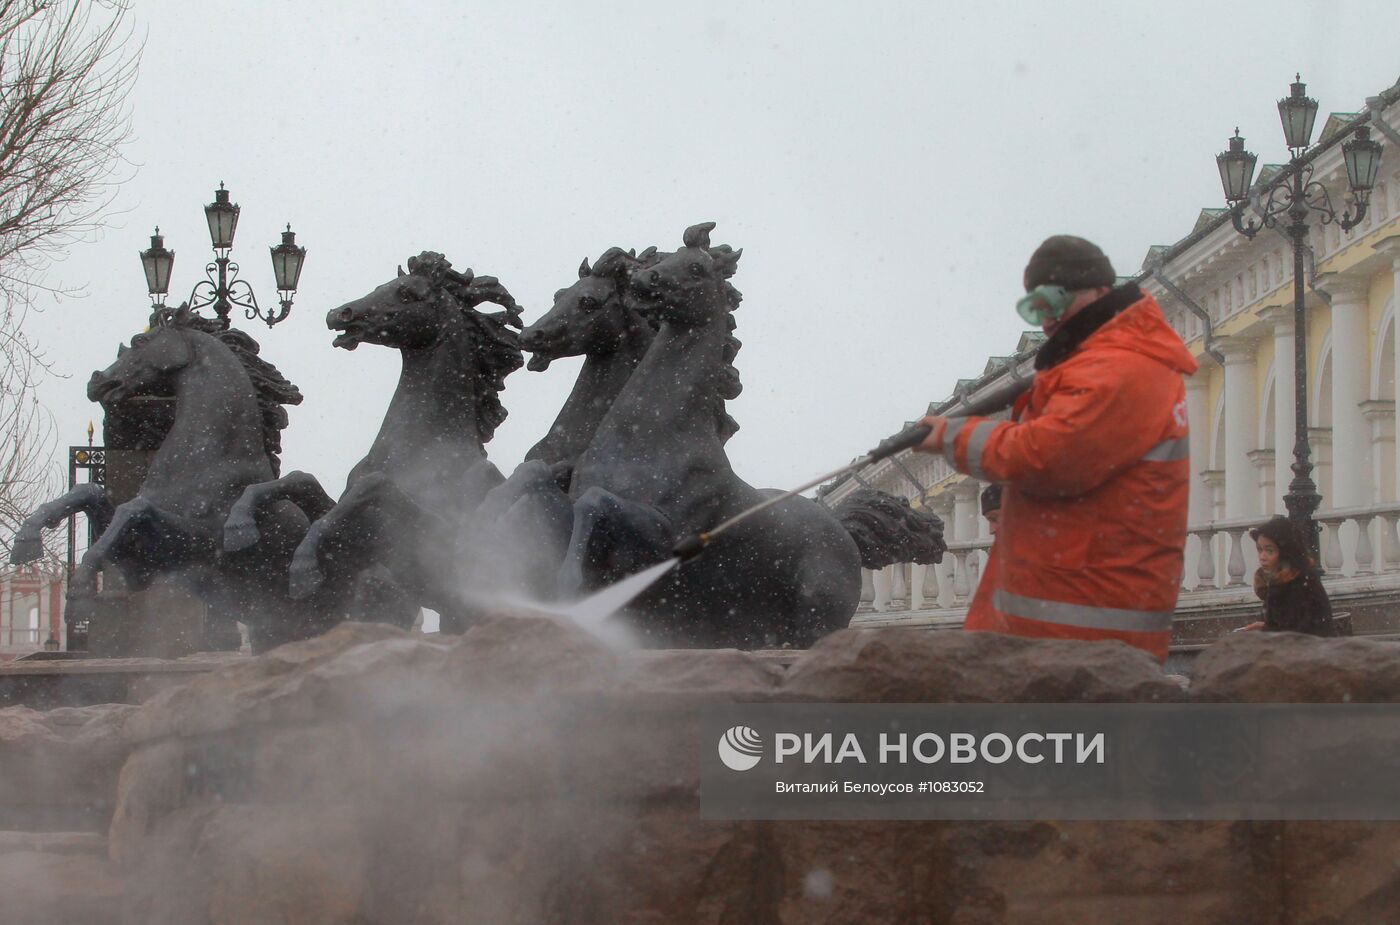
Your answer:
[1215,76,1384,555]
[138,182,307,328]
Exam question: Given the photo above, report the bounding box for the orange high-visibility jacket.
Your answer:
[942,290,1198,662]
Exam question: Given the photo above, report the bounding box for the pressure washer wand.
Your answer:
[672,370,1035,562]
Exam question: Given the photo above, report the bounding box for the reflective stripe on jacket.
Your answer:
[945,291,1198,662]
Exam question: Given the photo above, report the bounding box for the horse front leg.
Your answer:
[223,470,335,553]
[70,497,210,595]
[557,486,674,601]
[288,473,449,602]
[9,484,115,566]
[462,460,574,599]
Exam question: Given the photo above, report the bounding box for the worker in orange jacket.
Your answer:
[914,236,1198,662]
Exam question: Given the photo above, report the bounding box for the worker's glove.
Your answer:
[914,415,949,454]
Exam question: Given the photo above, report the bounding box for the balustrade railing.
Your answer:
[855,501,1400,616]
[860,540,991,614]
[1182,503,1400,593]
[1,627,42,647]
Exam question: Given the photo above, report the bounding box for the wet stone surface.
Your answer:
[3,622,1400,922]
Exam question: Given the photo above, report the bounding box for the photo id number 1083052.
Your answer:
[920,781,985,794]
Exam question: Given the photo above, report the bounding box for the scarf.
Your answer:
[1253,564,1304,600]
[1034,283,1142,372]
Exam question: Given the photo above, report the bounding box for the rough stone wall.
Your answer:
[3,621,1400,924]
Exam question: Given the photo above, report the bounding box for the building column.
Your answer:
[1309,427,1333,511]
[1362,400,1396,503]
[927,494,953,535]
[1202,470,1226,522]
[1219,337,1260,519]
[1373,235,1400,502]
[951,481,980,603]
[1317,272,1371,509]
[1201,468,1227,579]
[952,480,979,542]
[1248,449,1276,516]
[1185,372,1212,526]
[1262,306,1297,512]
[929,495,955,608]
[0,574,9,647]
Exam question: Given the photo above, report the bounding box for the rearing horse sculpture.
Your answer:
[560,222,867,647]
[10,305,349,649]
[462,246,660,599]
[470,243,754,601]
[225,252,524,632]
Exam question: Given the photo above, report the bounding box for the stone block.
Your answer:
[781,628,1184,703]
[1191,633,1400,702]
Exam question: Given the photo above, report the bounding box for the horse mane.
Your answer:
[154,304,303,475]
[714,277,743,441]
[679,224,746,441]
[588,242,742,442]
[404,252,524,444]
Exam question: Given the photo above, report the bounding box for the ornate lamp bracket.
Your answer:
[186,259,263,329]
[1228,201,1262,238]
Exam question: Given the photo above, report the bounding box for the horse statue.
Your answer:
[9,304,360,650]
[556,221,879,648]
[224,252,524,632]
[458,246,661,601]
[471,242,762,602]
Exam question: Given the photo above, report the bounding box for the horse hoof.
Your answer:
[222,518,260,552]
[288,563,324,600]
[8,536,42,566]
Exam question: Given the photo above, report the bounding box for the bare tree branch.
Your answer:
[0,1,138,326]
[0,0,139,564]
[0,331,63,565]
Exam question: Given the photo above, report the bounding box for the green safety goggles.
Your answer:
[1015,284,1074,326]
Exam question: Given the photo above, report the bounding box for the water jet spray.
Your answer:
[566,369,1034,625]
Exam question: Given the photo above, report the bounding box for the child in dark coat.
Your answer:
[1240,516,1335,636]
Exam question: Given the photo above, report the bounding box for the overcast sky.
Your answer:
[25,0,1400,499]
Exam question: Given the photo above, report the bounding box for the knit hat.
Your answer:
[1023,235,1116,291]
[980,483,1002,516]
